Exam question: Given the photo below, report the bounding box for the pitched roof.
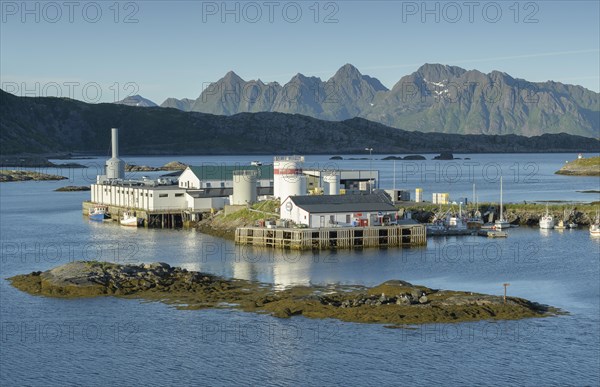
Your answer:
[288,192,396,213]
[187,165,273,181]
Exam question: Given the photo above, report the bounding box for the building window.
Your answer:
[175,193,184,197]
[159,194,167,198]
[346,214,351,223]
[220,182,225,188]
[150,194,153,197]
[206,182,211,188]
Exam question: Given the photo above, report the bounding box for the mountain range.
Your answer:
[126,64,599,138]
[2,89,598,156]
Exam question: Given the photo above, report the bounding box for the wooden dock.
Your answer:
[235,224,426,250]
[82,201,205,228]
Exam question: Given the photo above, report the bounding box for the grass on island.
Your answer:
[556,156,600,176]
[221,199,280,223]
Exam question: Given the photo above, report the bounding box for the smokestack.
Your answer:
[106,128,125,180]
[112,128,119,158]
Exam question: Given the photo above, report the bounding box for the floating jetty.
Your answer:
[426,227,474,237]
[235,224,426,250]
[478,229,508,238]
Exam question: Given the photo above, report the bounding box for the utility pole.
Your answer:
[503,283,510,304]
[365,147,373,192]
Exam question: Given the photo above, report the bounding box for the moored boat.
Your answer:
[120,211,139,227]
[554,219,566,230]
[494,177,510,230]
[88,206,108,221]
[539,205,554,229]
[590,211,600,236]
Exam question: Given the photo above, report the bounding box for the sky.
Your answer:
[1,0,599,104]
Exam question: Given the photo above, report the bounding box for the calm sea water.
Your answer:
[1,154,599,386]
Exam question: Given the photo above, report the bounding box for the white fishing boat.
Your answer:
[448,214,468,230]
[120,210,139,227]
[539,204,554,229]
[590,211,600,236]
[494,177,510,230]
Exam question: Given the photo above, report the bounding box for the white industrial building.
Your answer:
[178,165,273,190]
[90,135,383,215]
[90,184,228,212]
[280,192,398,228]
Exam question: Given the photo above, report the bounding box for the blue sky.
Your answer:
[1,1,599,103]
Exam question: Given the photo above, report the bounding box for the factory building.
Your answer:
[178,165,273,190]
[303,169,378,194]
[90,184,228,212]
[384,189,411,202]
[280,192,398,228]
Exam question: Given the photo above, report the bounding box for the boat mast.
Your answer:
[393,160,396,190]
[500,176,503,221]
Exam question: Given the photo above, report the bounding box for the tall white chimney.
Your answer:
[106,128,125,180]
[111,127,119,158]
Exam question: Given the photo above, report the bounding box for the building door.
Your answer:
[320,216,325,228]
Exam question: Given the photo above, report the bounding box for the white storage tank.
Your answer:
[322,172,340,195]
[274,156,305,200]
[232,170,257,205]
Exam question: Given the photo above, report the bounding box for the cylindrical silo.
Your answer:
[322,173,340,195]
[273,156,305,200]
[232,170,257,205]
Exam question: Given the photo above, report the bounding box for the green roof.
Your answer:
[188,164,274,181]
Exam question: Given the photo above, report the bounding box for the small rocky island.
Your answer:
[9,261,561,326]
[0,170,67,182]
[556,156,600,176]
[125,161,188,172]
[55,186,91,192]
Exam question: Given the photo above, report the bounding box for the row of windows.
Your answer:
[99,188,185,199]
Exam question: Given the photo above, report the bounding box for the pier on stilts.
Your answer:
[235,224,426,250]
[82,201,204,228]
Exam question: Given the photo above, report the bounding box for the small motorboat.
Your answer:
[120,210,139,227]
[591,211,600,236]
[554,219,567,230]
[89,206,108,221]
[539,204,554,229]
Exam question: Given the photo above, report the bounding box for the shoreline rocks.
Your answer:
[9,261,562,326]
[555,156,600,176]
[125,161,188,172]
[0,170,68,182]
[55,186,91,192]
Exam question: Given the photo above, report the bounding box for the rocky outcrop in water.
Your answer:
[0,170,67,182]
[54,186,91,192]
[9,261,561,326]
[555,156,600,176]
